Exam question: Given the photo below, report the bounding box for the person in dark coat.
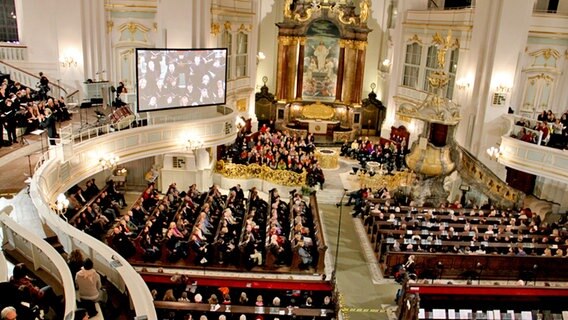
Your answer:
[39,108,57,145]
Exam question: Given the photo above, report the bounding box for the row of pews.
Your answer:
[118,183,327,273]
[359,199,568,281]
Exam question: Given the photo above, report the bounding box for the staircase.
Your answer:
[456,145,525,208]
[0,60,69,99]
[43,235,66,255]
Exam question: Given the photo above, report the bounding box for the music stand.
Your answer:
[30,129,46,152]
[79,101,92,130]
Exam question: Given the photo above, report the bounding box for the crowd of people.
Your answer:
[513,109,568,149]
[0,263,63,319]
[149,280,334,320]
[99,181,322,273]
[224,125,325,190]
[340,136,407,174]
[354,192,568,258]
[1,73,70,147]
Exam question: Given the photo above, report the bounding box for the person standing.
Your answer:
[75,258,102,317]
[39,108,57,145]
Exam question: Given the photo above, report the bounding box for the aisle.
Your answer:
[319,203,399,320]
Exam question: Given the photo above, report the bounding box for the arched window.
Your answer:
[402,42,422,89]
[236,32,248,78]
[423,45,438,93]
[222,30,232,79]
[0,0,18,42]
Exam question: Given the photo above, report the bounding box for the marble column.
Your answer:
[353,41,367,104]
[296,37,306,100]
[276,36,287,100]
[342,44,357,104]
[286,38,298,101]
[335,43,346,102]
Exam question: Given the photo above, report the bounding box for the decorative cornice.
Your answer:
[408,34,423,45]
[238,24,253,33]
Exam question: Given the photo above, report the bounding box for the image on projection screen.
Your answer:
[136,48,227,112]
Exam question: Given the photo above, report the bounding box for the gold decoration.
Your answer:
[528,73,554,84]
[107,20,114,33]
[353,40,367,51]
[278,36,298,46]
[216,161,307,187]
[118,22,150,42]
[432,30,458,68]
[315,149,339,169]
[332,5,356,25]
[284,0,293,18]
[236,99,247,112]
[211,23,220,36]
[528,48,560,60]
[408,34,423,45]
[461,152,523,206]
[224,21,232,31]
[359,170,416,192]
[301,101,335,120]
[406,145,455,176]
[294,6,315,22]
[359,0,370,24]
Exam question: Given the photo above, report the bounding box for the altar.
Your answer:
[280,101,356,142]
[297,119,340,134]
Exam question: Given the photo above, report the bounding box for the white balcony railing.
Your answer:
[0,205,76,319]
[30,106,237,319]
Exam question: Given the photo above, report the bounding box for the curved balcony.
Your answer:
[1,205,76,319]
[498,115,568,184]
[29,106,238,319]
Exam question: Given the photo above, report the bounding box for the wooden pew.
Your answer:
[398,282,568,319]
[309,193,327,273]
[154,301,334,318]
[384,251,568,281]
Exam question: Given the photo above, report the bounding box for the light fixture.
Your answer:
[186,137,204,151]
[55,193,69,221]
[99,153,119,170]
[61,56,77,68]
[378,59,392,78]
[256,52,266,65]
[456,78,470,90]
[495,84,511,94]
[486,146,501,161]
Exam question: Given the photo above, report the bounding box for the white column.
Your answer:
[384,0,428,137]
[81,0,110,81]
[156,0,212,48]
[463,0,534,162]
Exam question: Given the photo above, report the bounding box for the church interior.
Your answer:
[0,0,568,319]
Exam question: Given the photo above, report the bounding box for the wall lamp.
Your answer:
[486,146,502,161]
[61,56,77,68]
[55,193,69,221]
[99,153,119,170]
[186,137,204,151]
[456,78,471,90]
